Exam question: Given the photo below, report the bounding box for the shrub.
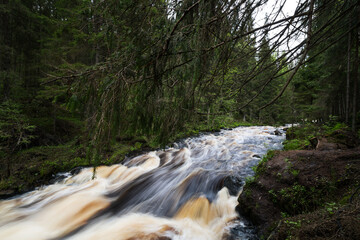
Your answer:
[0,101,35,154]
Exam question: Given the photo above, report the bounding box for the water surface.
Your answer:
[0,126,285,240]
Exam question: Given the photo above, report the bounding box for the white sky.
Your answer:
[254,0,306,52]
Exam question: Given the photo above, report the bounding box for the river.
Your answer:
[0,126,285,240]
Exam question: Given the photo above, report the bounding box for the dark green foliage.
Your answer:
[0,101,35,154]
[291,0,360,126]
[0,142,87,194]
[274,183,326,215]
[283,124,320,150]
[0,0,359,194]
[283,121,357,151]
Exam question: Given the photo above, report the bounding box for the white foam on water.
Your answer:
[0,126,285,239]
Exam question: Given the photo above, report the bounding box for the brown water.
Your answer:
[0,126,285,240]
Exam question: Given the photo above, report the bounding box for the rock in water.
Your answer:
[223,176,243,196]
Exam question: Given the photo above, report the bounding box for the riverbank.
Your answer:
[237,123,360,239]
[0,116,252,199]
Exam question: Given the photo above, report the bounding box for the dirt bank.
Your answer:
[237,128,360,239]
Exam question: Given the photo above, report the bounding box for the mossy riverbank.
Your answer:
[0,115,252,198]
[237,123,360,240]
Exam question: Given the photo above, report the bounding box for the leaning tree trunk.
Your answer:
[346,31,351,123]
[352,28,358,132]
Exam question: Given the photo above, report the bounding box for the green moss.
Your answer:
[244,189,252,197]
[274,182,334,216]
[269,189,278,203]
[0,141,89,194]
[283,139,311,150]
[0,177,16,190]
[252,150,276,177]
[290,169,300,177]
[283,123,324,150]
[324,202,338,215]
[284,219,302,228]
[286,123,319,140]
[284,122,355,151]
[282,158,300,178]
[107,144,131,164]
[245,176,256,185]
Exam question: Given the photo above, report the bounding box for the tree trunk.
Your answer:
[1,1,11,101]
[207,106,210,126]
[93,0,100,64]
[346,31,351,123]
[352,28,358,132]
[2,75,10,101]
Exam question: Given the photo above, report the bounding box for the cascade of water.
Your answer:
[0,126,285,240]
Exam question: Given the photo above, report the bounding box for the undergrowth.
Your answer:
[283,121,351,150]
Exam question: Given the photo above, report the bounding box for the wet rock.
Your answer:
[274,129,281,135]
[223,175,243,196]
[252,154,261,159]
[0,190,16,199]
[70,166,85,175]
[223,219,258,240]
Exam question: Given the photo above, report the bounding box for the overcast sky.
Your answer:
[254,0,306,52]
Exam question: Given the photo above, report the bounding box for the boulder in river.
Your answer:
[274,129,281,135]
[223,175,243,196]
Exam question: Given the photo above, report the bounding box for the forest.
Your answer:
[0,0,360,239]
[1,0,359,191]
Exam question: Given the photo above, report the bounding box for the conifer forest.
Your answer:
[0,1,360,239]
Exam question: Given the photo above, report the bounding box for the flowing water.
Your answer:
[0,126,285,240]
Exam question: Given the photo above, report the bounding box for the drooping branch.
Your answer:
[259,0,315,110]
[162,0,201,54]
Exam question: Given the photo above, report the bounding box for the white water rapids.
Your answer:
[0,126,285,240]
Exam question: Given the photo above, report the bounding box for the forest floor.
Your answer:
[238,124,360,240]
